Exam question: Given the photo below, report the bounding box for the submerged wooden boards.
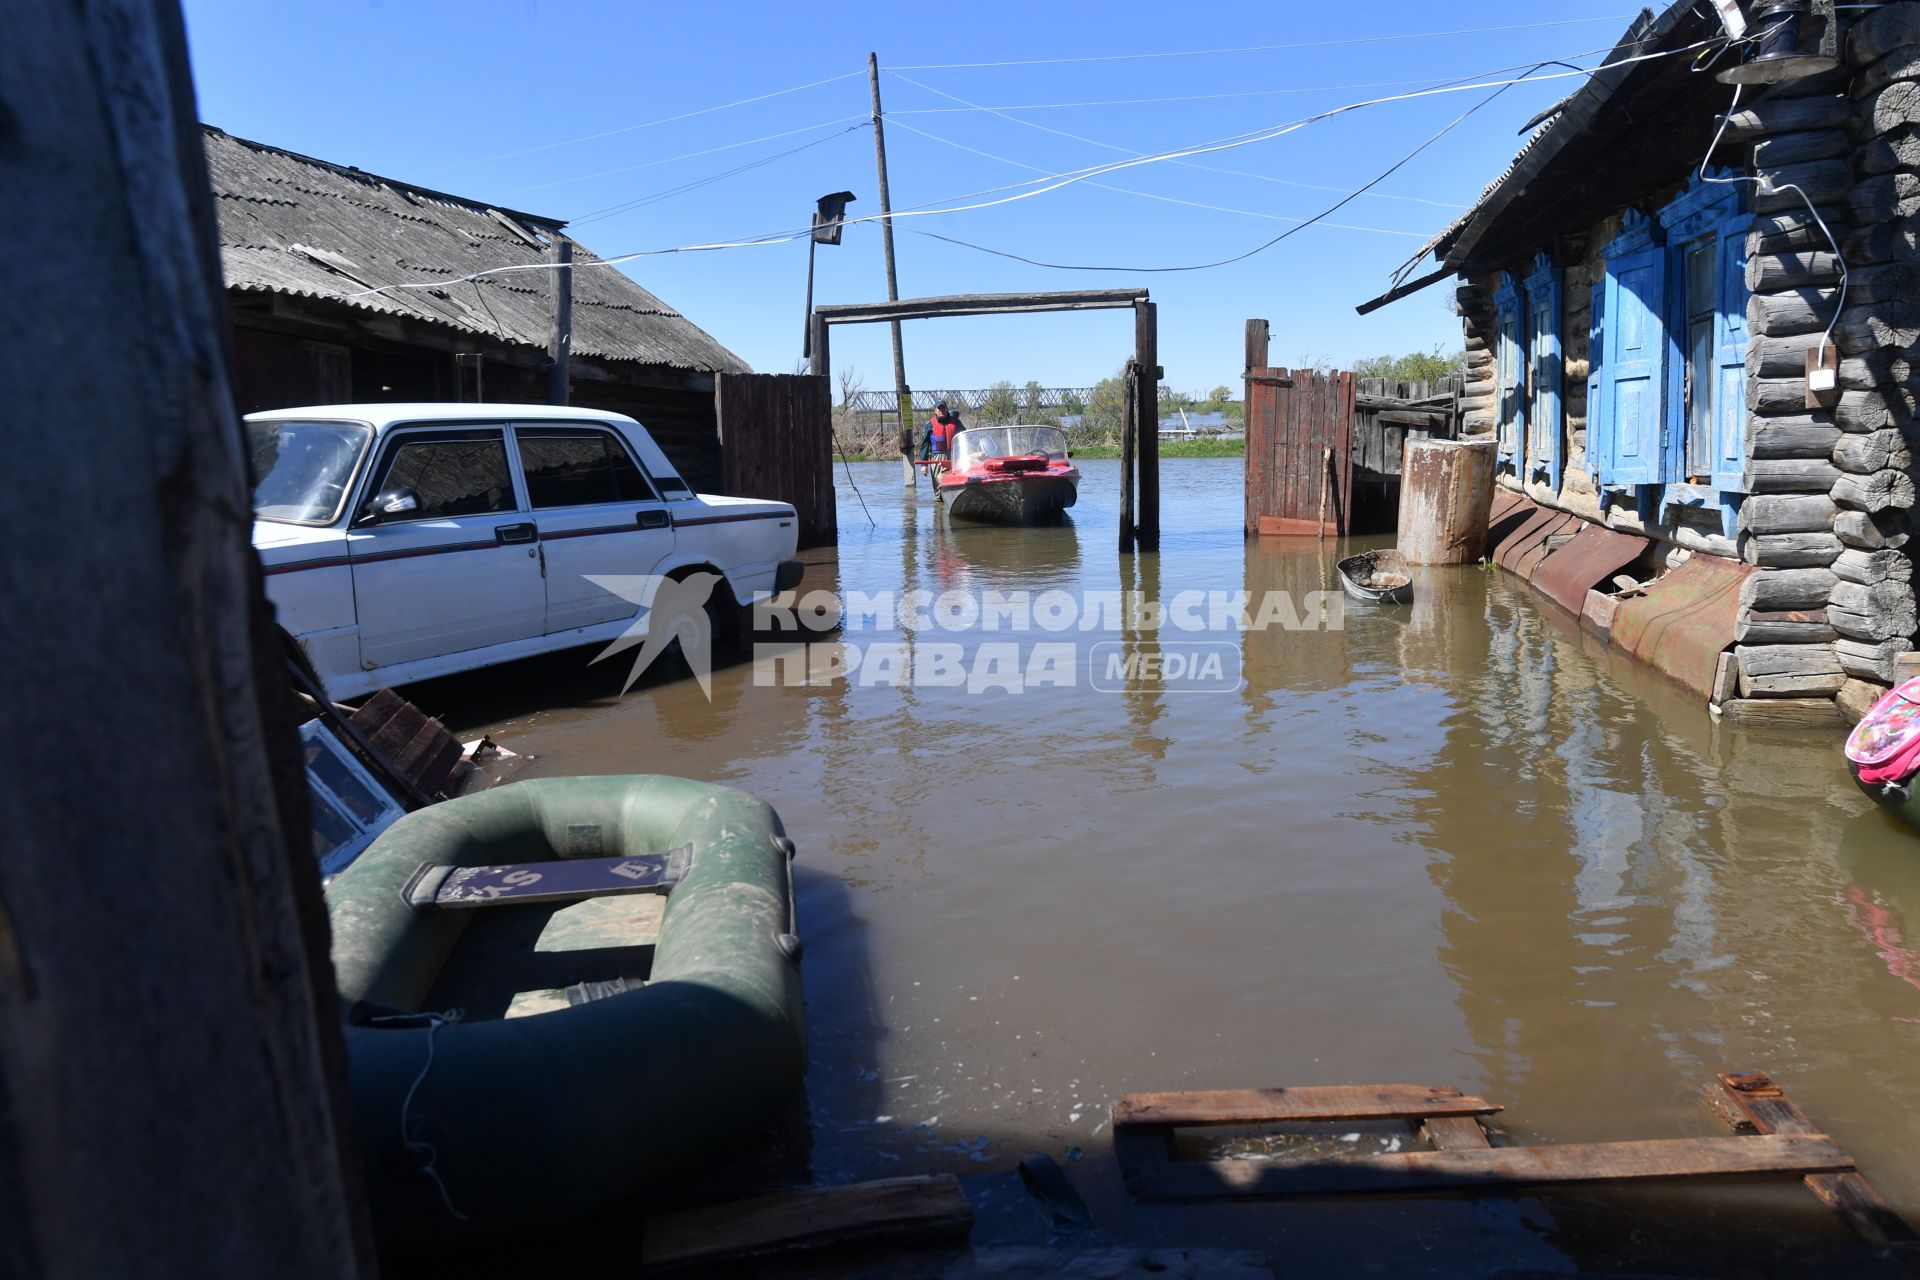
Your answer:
[349,687,463,799]
[1114,1074,1913,1245]
[1114,1084,1499,1128]
[1128,1135,1854,1202]
[1703,1072,1917,1246]
[1611,554,1756,700]
[1258,515,1340,538]
[642,1175,973,1271]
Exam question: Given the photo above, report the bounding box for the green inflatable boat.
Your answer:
[325,775,806,1246]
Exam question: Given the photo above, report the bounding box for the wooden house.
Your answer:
[205,127,832,541]
[1375,2,1920,722]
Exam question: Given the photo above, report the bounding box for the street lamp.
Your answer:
[803,190,856,359]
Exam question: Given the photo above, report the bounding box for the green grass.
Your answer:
[1070,438,1244,459]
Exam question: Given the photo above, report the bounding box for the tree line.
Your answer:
[830,345,1464,455]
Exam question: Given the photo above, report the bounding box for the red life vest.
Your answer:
[929,413,955,450]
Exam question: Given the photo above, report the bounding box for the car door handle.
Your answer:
[495,522,537,545]
[636,509,671,530]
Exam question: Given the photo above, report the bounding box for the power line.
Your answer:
[494,116,869,199]
[570,124,869,226]
[887,117,1428,238]
[886,76,1479,116]
[889,16,1641,70]
[887,69,1469,211]
[897,61,1555,273]
[341,38,1729,301]
[410,69,864,176]
[862,54,1718,230]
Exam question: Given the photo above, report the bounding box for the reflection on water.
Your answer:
[445,457,1920,1275]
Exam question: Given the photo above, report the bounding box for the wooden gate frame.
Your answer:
[812,289,1162,552]
[1243,319,1356,537]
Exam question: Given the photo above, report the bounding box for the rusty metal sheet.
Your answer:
[1486,489,1534,550]
[1490,487,1530,525]
[1494,505,1567,575]
[1514,514,1583,582]
[1611,553,1757,702]
[1531,523,1653,616]
[1492,503,1560,573]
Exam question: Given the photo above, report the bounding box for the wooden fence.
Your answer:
[1243,367,1356,537]
[716,372,836,549]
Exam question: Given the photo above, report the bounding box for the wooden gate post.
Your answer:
[2,0,374,1272]
[1119,361,1138,554]
[1135,300,1160,551]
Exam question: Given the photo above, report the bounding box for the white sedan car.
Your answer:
[248,403,801,699]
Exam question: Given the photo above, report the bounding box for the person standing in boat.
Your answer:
[922,399,962,467]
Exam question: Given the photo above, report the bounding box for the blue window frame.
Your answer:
[1593,174,1750,538]
[1493,271,1525,474]
[1493,258,1566,490]
[1524,252,1564,491]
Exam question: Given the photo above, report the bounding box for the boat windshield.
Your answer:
[247,419,372,525]
[952,425,1069,470]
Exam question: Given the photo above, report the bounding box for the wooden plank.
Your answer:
[1128,1135,1854,1202]
[640,1174,973,1271]
[1244,318,1269,373]
[1703,1073,1917,1245]
[1112,1084,1500,1129]
[1421,1116,1492,1150]
[816,289,1146,325]
[1719,696,1846,726]
[1259,516,1340,538]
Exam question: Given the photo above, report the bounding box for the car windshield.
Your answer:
[952,425,1068,470]
[247,420,370,524]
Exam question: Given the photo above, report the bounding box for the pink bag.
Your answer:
[1846,678,1920,787]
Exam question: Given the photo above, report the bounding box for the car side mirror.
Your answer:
[358,486,419,525]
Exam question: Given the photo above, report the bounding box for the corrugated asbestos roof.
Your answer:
[1410,2,1727,277]
[205,128,751,374]
[1421,5,1671,272]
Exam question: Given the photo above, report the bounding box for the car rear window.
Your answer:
[517,428,657,508]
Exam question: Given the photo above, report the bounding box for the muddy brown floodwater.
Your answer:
[413,458,1920,1276]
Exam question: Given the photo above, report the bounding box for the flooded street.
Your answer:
[425,458,1920,1275]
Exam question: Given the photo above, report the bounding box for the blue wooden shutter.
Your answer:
[1601,244,1666,486]
[1493,273,1524,471]
[1712,217,1750,493]
[1587,276,1607,488]
[1525,256,1564,491]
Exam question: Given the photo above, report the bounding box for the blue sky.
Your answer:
[181,0,1644,395]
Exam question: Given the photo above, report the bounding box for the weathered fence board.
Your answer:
[717,371,837,548]
[1245,368,1354,535]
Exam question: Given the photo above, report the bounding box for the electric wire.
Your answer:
[885,77,1488,116]
[568,124,869,226]
[341,38,1736,301]
[496,116,869,200]
[903,75,1519,273]
[890,16,1643,70]
[412,70,864,175]
[886,116,1428,238]
[887,68,1470,210]
[1700,81,1847,361]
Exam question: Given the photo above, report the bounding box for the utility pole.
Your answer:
[868,52,915,488]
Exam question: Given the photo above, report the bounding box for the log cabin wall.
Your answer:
[1451,3,1920,716]
[1831,4,1920,691]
